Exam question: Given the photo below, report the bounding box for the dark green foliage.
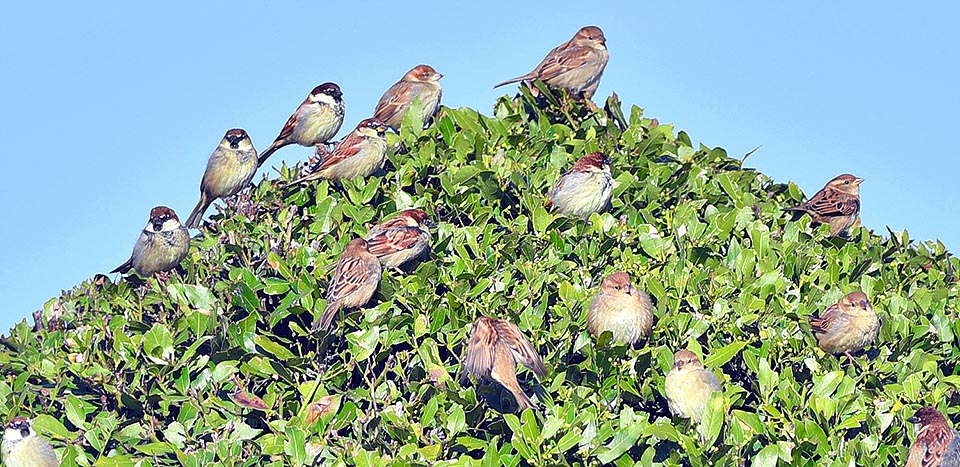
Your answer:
[2,92,959,466]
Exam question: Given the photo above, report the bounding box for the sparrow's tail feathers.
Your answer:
[185,195,210,229]
[110,258,133,274]
[782,206,807,221]
[256,143,280,167]
[494,75,529,89]
[313,301,341,331]
[511,386,536,411]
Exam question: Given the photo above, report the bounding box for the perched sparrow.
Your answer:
[495,26,609,100]
[287,118,389,185]
[663,350,722,423]
[463,316,546,411]
[907,407,960,467]
[185,129,258,229]
[110,206,190,277]
[363,208,432,269]
[546,152,613,218]
[809,291,880,360]
[314,238,382,331]
[587,272,654,345]
[373,65,443,132]
[2,417,59,467]
[784,173,864,237]
[257,83,345,167]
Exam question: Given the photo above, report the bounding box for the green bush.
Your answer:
[2,90,958,467]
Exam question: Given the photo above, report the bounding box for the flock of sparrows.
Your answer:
[2,25,948,467]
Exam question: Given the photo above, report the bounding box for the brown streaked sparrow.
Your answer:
[809,291,879,361]
[111,206,190,277]
[907,407,960,467]
[185,129,258,228]
[287,118,389,185]
[784,173,863,237]
[257,83,345,167]
[463,316,547,411]
[373,65,443,132]
[363,208,432,269]
[314,238,382,331]
[495,26,609,100]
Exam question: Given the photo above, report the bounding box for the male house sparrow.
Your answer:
[2,417,59,467]
[287,118,389,185]
[463,316,547,411]
[185,129,258,229]
[314,238,382,331]
[906,407,960,467]
[808,291,880,361]
[784,173,864,237]
[587,271,654,345]
[110,206,190,277]
[373,65,443,132]
[257,83,345,167]
[663,350,722,423]
[363,208,432,269]
[495,26,609,100]
[546,152,613,218]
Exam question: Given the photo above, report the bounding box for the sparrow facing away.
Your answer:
[663,350,722,423]
[546,152,613,218]
[287,118,389,185]
[185,129,258,229]
[363,208,432,269]
[907,407,960,467]
[373,65,443,132]
[495,26,609,100]
[257,83,345,167]
[784,173,864,237]
[2,417,59,467]
[314,238,382,331]
[587,271,654,345]
[809,291,880,360]
[110,206,190,277]
[463,316,547,411]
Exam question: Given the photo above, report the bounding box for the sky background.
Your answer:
[1,2,957,332]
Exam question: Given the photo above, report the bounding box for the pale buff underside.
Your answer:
[2,435,59,467]
[292,103,341,146]
[202,147,257,200]
[815,311,880,354]
[372,234,430,269]
[549,168,612,218]
[664,367,721,423]
[587,292,653,345]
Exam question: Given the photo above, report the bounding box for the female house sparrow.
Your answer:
[287,118,389,185]
[463,316,547,411]
[587,272,654,345]
[257,83,345,167]
[373,65,443,132]
[663,350,722,423]
[906,407,960,467]
[110,206,190,277]
[784,173,864,237]
[314,238,382,331]
[2,417,59,467]
[185,129,258,229]
[546,152,613,218]
[808,291,880,360]
[495,26,609,100]
[363,208,432,268]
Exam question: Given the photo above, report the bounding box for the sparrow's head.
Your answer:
[837,291,873,315]
[3,416,34,444]
[406,64,443,82]
[222,129,253,150]
[398,208,429,226]
[825,173,864,196]
[908,407,949,427]
[357,118,389,137]
[343,238,371,254]
[310,82,343,104]
[575,26,606,48]
[600,271,634,297]
[148,206,181,232]
[570,151,610,173]
[672,350,703,371]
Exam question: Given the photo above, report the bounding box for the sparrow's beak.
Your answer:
[854,177,865,185]
[625,284,633,296]
[377,123,389,133]
[908,415,920,424]
[424,218,439,229]
[433,73,444,81]
[152,219,164,231]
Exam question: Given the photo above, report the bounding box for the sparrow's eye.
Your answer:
[844,180,850,184]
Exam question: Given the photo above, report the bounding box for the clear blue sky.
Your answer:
[1,2,957,332]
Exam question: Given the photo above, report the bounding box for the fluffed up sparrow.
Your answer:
[546,151,613,218]
[784,173,863,237]
[2,416,59,467]
[373,65,443,132]
[463,316,547,411]
[287,118,389,185]
[808,291,879,362]
[588,271,654,345]
[257,83,345,167]
[663,350,722,423]
[111,206,190,277]
[495,26,609,100]
[313,238,382,331]
[363,208,432,269]
[185,129,258,229]
[907,407,960,467]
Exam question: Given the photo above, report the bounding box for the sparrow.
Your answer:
[907,407,960,467]
[110,206,190,277]
[663,350,722,423]
[287,118,389,185]
[314,238,382,331]
[363,208,432,269]
[783,173,864,237]
[463,316,546,411]
[546,152,613,218]
[808,291,880,361]
[494,26,609,100]
[373,65,443,132]
[2,417,59,467]
[185,129,258,229]
[257,83,345,167]
[587,271,654,345]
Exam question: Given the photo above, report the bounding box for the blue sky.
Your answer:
[1,2,957,332]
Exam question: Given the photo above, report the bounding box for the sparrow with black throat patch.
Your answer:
[287,118,389,185]
[257,83,344,167]
[185,129,258,229]
[2,416,59,467]
[111,206,190,278]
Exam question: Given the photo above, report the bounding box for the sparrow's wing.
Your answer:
[906,439,927,467]
[326,252,376,303]
[808,303,841,334]
[110,257,134,274]
[273,100,309,143]
[373,82,413,126]
[494,319,546,377]
[463,317,498,379]
[803,188,860,217]
[532,44,594,82]
[365,226,424,257]
[907,426,954,467]
[314,131,366,172]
